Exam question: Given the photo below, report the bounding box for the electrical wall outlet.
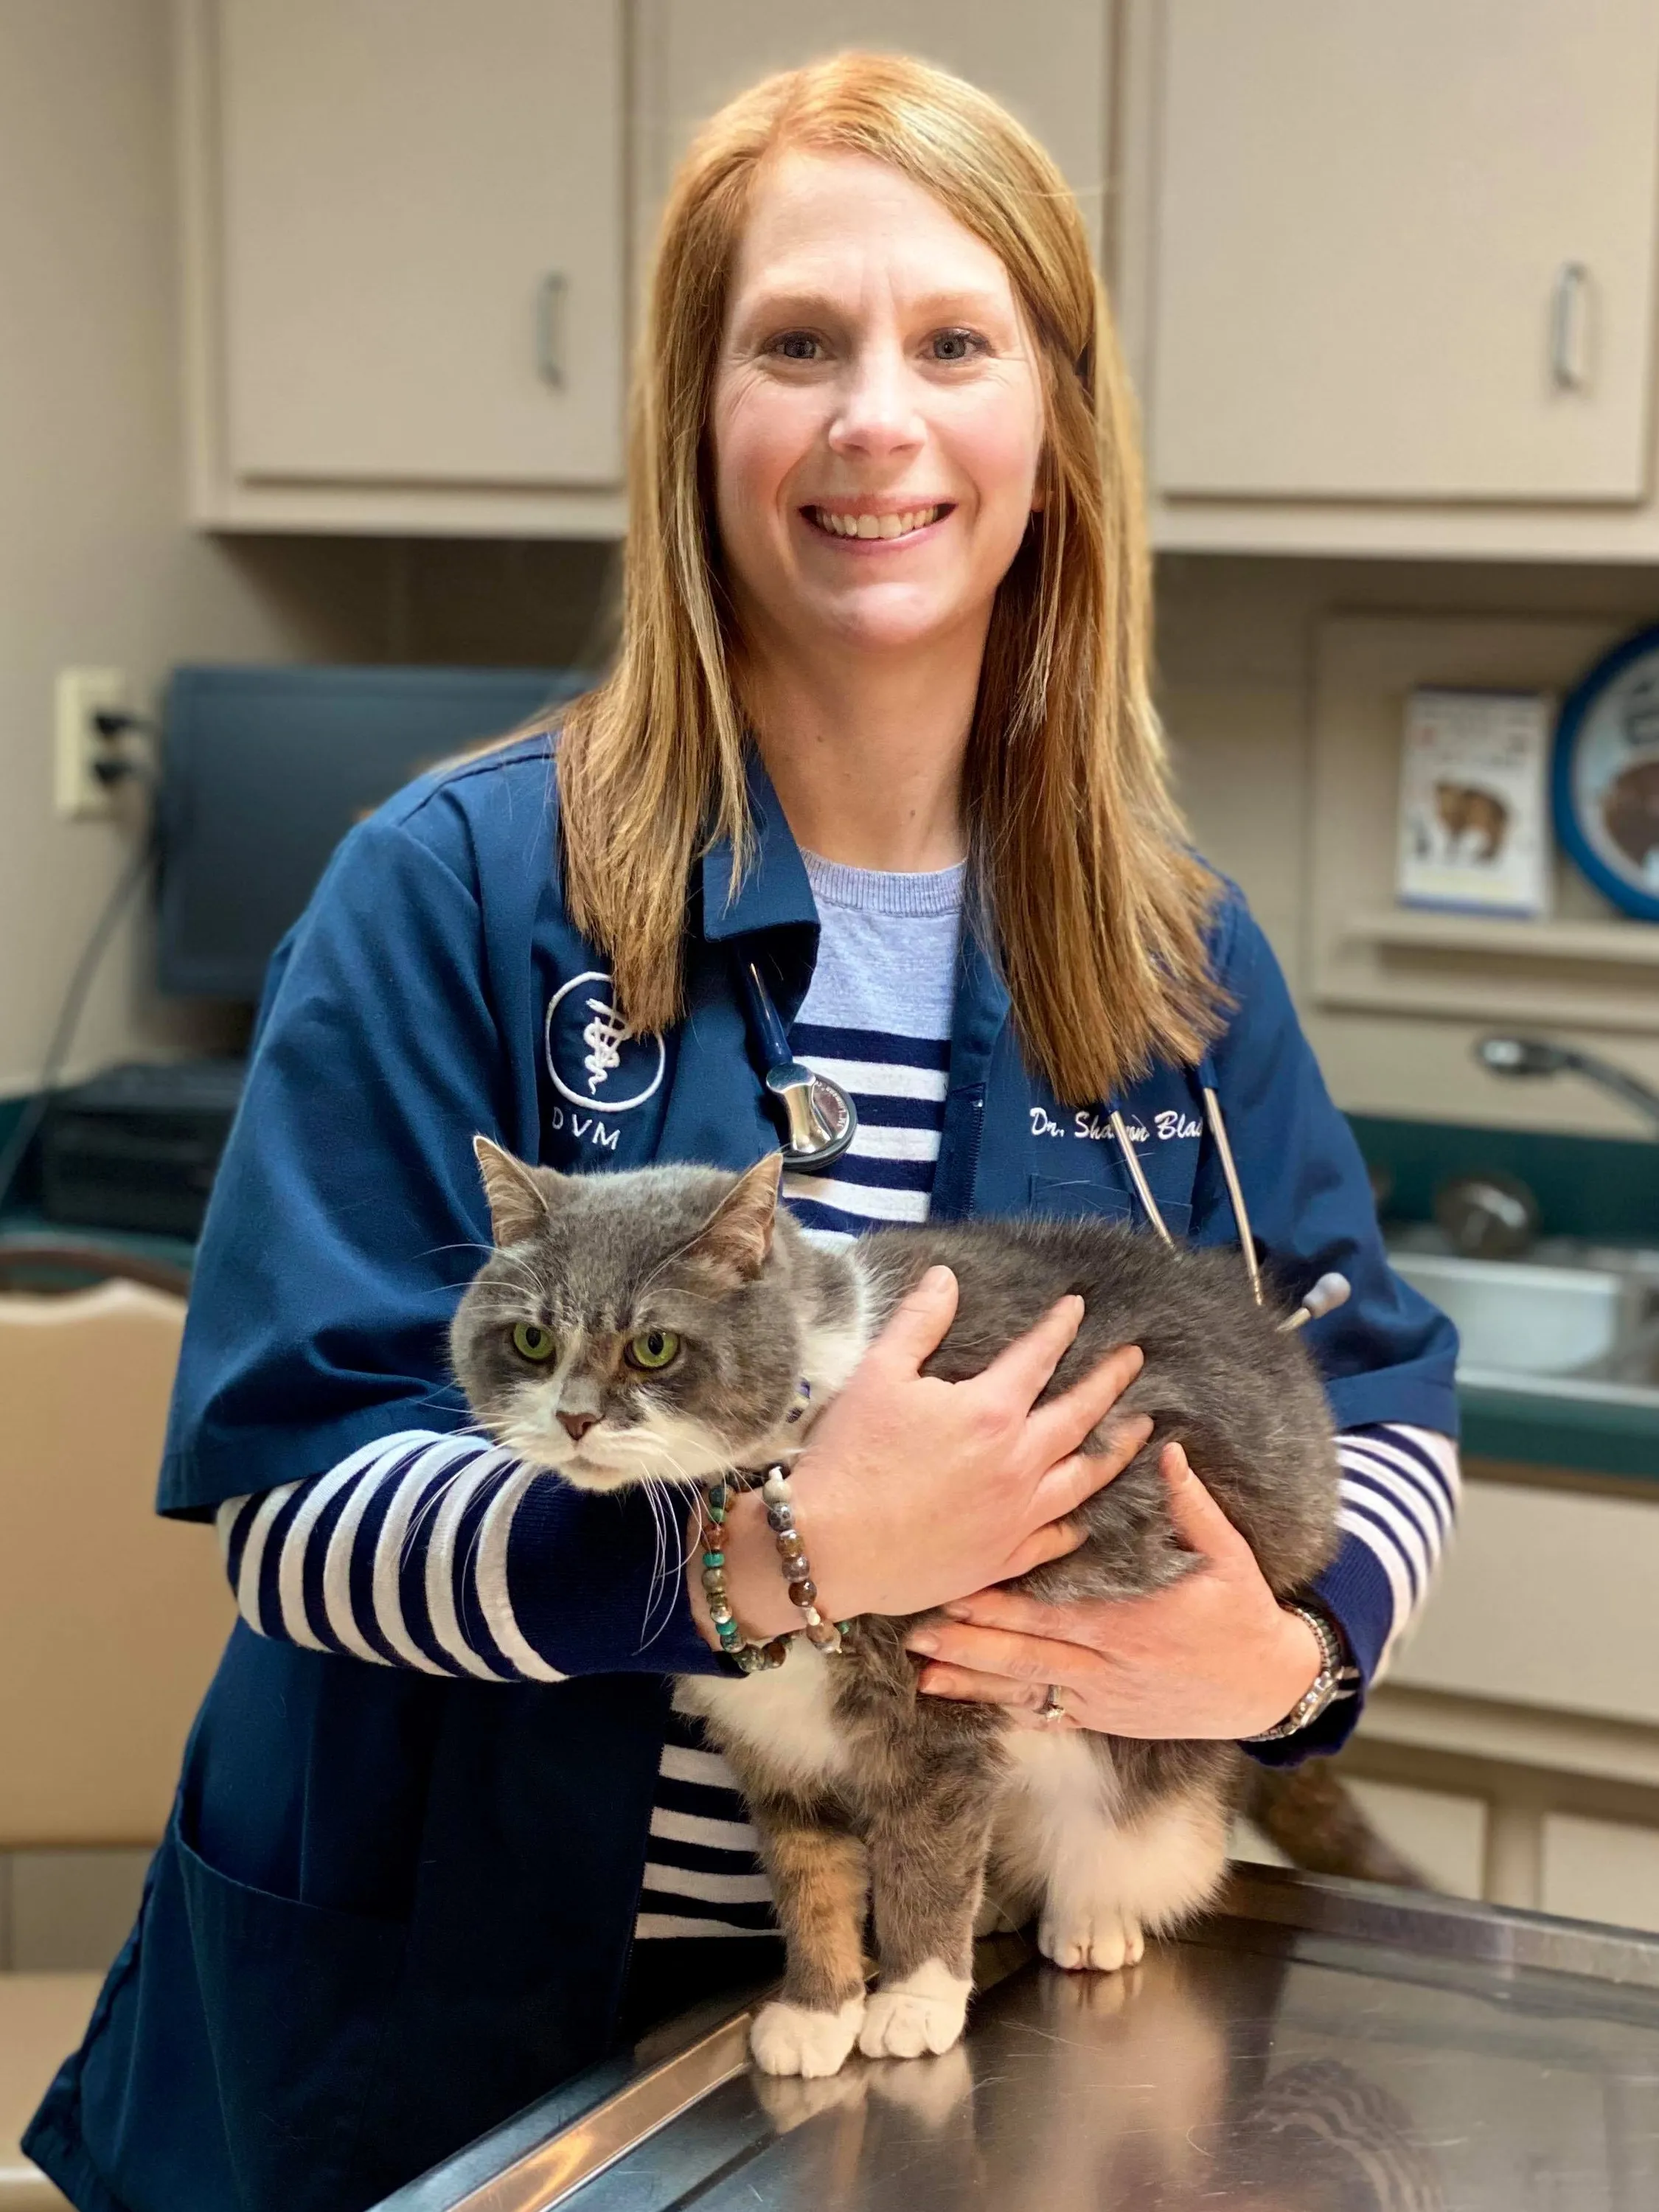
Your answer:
[54,667,130,819]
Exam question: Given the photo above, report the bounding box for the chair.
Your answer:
[0,1275,232,2205]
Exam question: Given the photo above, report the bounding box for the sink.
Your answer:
[1388,1236,1659,1404]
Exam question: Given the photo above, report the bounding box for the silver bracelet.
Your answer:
[1239,1601,1360,1745]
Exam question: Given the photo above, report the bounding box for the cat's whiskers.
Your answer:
[397,1453,488,1570]
[577,1430,700,1625]
[617,1447,700,1646]
[500,1430,561,1472]
[639,1472,681,1644]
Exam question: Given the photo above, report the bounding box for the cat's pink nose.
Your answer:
[557,1411,599,1443]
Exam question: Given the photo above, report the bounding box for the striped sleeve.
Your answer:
[215,1429,724,1681]
[1248,1422,1460,1766]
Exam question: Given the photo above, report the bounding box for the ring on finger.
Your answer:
[1037,1683,1067,1726]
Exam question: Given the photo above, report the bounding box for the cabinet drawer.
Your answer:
[1542,1812,1659,1935]
[1388,1479,1659,1726]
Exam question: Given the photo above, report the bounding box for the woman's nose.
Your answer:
[827,341,924,459]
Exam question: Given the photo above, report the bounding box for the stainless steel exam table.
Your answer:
[375,1865,1659,2212]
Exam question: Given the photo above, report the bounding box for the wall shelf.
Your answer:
[1343,910,1659,968]
[1307,615,1659,1096]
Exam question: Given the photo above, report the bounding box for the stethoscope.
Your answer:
[738,958,858,1171]
[741,959,1348,1335]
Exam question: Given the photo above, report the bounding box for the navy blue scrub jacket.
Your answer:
[26,734,1456,2212]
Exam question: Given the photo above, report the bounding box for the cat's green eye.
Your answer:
[625,1329,681,1372]
[511,1322,557,1363]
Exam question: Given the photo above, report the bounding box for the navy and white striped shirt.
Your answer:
[216,850,1459,1942]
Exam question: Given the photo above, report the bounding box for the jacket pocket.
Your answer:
[174,1814,408,2212]
[1029,1174,1192,1239]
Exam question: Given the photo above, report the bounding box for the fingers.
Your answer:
[911,1662,1079,1725]
[999,1515,1088,1581]
[872,1265,960,1373]
[1028,1413,1153,1526]
[1025,1340,1145,1466]
[1158,1441,1248,1562]
[907,1613,1092,1691]
[970,1292,1086,1409]
[936,1585,1090,1639]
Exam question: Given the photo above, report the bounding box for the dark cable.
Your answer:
[0,776,163,1218]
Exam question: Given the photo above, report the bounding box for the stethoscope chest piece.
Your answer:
[767,1058,857,1169]
[739,955,858,1172]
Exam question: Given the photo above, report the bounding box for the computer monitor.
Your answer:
[158,664,590,1001]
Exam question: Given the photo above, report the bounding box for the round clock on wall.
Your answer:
[1554,625,1659,923]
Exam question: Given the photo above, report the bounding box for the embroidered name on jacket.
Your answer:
[1029,1107,1204,1142]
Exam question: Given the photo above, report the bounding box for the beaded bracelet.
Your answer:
[699,1481,789,1674]
[700,1470,853,1670]
[759,1466,853,1654]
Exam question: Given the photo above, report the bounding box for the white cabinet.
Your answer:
[1344,1779,1488,1900]
[1343,1467,1659,1927]
[1385,1478,1659,1729]
[1542,1812,1659,1935]
[1117,0,1659,559]
[180,0,1111,538]
[178,0,627,534]
[1233,1777,1487,1899]
[633,1,1113,268]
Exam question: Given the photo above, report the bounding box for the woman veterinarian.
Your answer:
[27,52,1457,2212]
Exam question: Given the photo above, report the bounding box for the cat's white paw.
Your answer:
[1039,1901,1146,1972]
[858,1961,971,2059]
[749,1995,864,2079]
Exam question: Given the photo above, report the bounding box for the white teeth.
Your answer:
[813,505,940,539]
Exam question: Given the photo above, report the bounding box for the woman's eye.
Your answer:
[625,1329,681,1371]
[931,327,986,364]
[511,1322,556,1363]
[770,331,821,363]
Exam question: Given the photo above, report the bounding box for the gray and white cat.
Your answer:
[451,1142,1343,2079]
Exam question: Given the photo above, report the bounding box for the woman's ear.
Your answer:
[684,1153,785,1284]
[472,1135,557,1247]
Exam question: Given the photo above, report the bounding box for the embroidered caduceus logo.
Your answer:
[545,970,666,1113]
[580,995,628,1095]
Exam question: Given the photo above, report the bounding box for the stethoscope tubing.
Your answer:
[742,954,1340,1329]
[740,957,858,1172]
[1110,1092,1262,1307]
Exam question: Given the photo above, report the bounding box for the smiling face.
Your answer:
[709,150,1047,667]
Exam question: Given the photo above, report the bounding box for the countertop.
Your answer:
[375,1868,1659,2212]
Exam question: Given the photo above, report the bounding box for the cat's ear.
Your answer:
[684,1153,783,1284]
[472,1135,555,1247]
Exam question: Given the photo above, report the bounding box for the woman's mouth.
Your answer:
[803,502,952,543]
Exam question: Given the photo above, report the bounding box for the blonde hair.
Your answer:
[556,51,1221,1103]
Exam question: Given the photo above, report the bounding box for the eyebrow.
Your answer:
[733,286,1013,328]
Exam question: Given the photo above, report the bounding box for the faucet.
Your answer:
[1475,1035,1659,1136]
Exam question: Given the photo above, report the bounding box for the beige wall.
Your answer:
[0,1,295,1088]
[0,0,616,1098]
[1157,553,1659,1138]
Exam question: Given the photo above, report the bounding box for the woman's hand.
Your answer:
[691,1267,1150,1645]
[901,1441,1324,1740]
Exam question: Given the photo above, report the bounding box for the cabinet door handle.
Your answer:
[536,271,568,388]
[1550,262,1590,392]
